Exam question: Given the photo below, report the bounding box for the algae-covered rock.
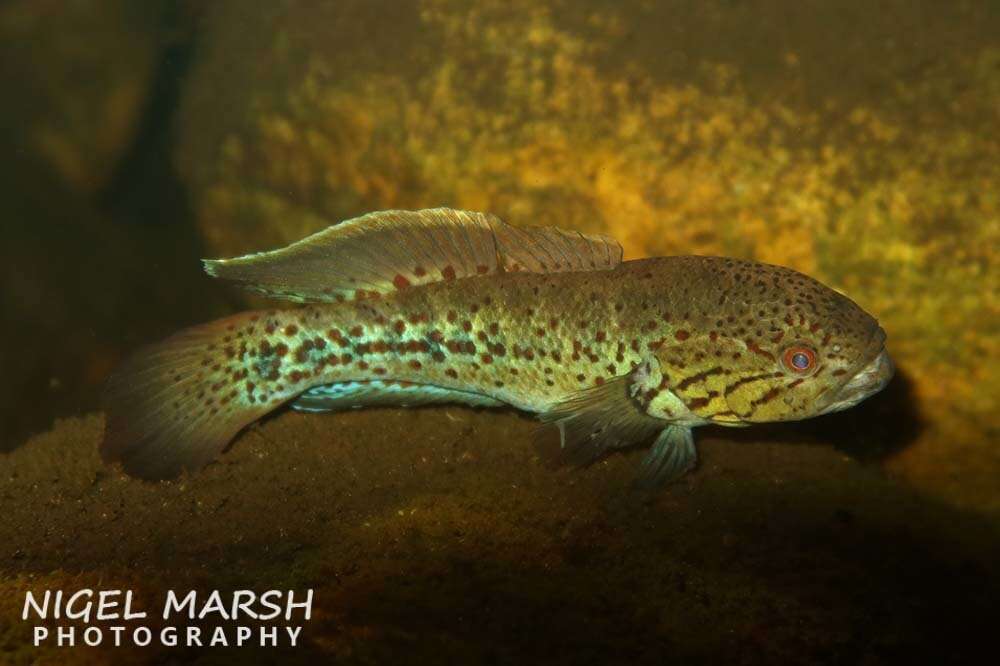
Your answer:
[1,411,999,663]
[175,0,1000,512]
[0,0,166,193]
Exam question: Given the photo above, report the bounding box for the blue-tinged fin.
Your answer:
[632,426,697,489]
[291,380,506,412]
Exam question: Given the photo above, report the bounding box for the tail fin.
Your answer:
[101,311,281,479]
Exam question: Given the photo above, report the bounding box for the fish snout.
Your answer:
[821,347,894,415]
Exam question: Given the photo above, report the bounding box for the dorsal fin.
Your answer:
[493,223,622,273]
[203,208,622,302]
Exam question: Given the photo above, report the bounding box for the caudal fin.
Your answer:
[101,312,280,479]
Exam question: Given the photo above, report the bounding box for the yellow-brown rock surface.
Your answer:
[1,412,998,663]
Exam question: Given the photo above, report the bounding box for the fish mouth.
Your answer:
[820,348,895,415]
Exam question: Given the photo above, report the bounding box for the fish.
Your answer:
[101,208,894,484]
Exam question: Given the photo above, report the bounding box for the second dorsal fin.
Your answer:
[203,208,623,302]
[493,223,622,273]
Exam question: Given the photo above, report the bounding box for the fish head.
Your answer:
[655,257,894,425]
[719,266,893,423]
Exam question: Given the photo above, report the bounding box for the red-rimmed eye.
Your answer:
[782,346,816,373]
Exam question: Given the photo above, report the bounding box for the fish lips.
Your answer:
[820,347,895,415]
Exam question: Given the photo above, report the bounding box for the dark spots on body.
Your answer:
[677,366,725,391]
[686,397,710,410]
[745,340,774,361]
[724,371,783,396]
[750,387,782,408]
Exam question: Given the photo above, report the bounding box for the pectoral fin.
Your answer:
[536,373,664,467]
[633,426,697,489]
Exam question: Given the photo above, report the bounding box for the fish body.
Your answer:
[102,209,893,482]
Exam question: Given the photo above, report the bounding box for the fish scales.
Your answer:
[101,209,894,483]
[237,269,646,413]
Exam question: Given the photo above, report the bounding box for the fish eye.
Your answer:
[782,346,816,373]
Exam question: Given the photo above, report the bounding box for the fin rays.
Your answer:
[204,208,621,302]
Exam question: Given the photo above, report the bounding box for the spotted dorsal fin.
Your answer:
[493,223,622,274]
[203,208,622,302]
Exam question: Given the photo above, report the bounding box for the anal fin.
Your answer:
[292,381,505,412]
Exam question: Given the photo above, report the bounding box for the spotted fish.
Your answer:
[101,208,894,483]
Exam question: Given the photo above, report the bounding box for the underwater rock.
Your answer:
[174,0,1000,512]
[1,411,999,663]
[0,138,229,452]
[0,0,167,194]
